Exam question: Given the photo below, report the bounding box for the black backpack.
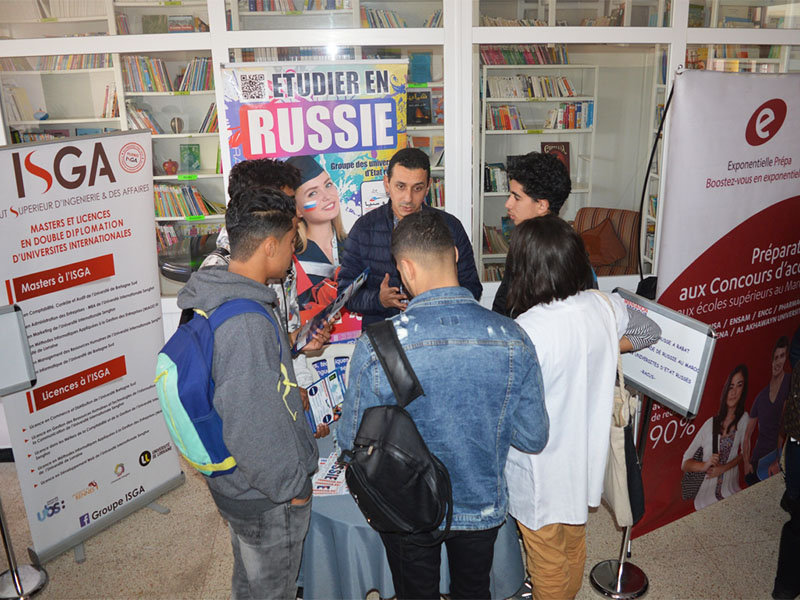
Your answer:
[339,320,453,542]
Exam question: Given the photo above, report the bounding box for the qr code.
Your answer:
[240,73,266,100]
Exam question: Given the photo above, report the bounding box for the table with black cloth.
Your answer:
[298,431,525,599]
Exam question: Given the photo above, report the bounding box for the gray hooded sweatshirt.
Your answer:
[178,267,318,517]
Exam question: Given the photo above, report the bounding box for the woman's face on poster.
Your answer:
[295,170,340,225]
[726,372,745,409]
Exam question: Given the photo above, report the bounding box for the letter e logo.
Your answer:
[745,99,786,146]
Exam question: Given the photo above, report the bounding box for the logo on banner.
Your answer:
[112,462,129,484]
[745,99,787,146]
[79,513,90,528]
[119,142,146,173]
[12,143,117,199]
[72,481,99,501]
[139,451,152,467]
[37,497,65,522]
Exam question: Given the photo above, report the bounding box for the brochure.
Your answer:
[304,369,346,434]
[312,451,349,496]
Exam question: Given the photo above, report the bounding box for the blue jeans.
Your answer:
[218,498,312,600]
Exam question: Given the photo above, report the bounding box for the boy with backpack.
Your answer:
[176,186,318,599]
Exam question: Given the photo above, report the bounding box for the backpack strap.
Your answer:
[209,299,282,362]
[365,320,424,408]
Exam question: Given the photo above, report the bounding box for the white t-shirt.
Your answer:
[505,291,628,531]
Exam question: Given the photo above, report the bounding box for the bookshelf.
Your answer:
[112,1,210,35]
[477,62,598,281]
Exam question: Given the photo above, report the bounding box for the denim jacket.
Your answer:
[338,287,548,530]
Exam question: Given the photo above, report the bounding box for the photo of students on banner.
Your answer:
[221,60,409,336]
[632,70,800,539]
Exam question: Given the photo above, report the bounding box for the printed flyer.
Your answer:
[634,71,800,537]
[0,131,182,561]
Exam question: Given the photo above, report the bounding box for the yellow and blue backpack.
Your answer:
[155,299,279,477]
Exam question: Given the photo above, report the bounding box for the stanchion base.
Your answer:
[590,560,648,599]
[0,565,48,599]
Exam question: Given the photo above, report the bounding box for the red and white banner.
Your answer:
[0,132,182,562]
[634,71,800,537]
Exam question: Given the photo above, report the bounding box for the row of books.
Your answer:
[648,195,658,219]
[244,0,351,9]
[154,184,224,219]
[240,46,356,62]
[155,223,179,253]
[126,102,164,135]
[480,44,570,66]
[0,54,112,71]
[407,89,444,125]
[484,163,509,193]
[487,75,579,99]
[8,0,105,19]
[486,104,525,131]
[198,103,218,133]
[101,83,119,118]
[177,57,214,92]
[360,7,408,28]
[122,55,172,92]
[8,126,117,144]
[480,15,547,27]
[483,224,511,255]
[543,101,594,129]
[423,9,442,28]
[425,178,445,209]
[483,263,506,282]
[408,134,444,167]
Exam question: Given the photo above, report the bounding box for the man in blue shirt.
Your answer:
[338,148,482,328]
[338,210,548,600]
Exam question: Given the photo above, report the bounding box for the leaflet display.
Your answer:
[616,288,716,418]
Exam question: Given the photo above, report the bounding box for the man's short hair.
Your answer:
[228,158,301,199]
[387,147,430,181]
[391,210,454,266]
[506,214,593,315]
[507,152,571,216]
[226,187,296,260]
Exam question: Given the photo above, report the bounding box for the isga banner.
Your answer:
[634,71,800,537]
[0,131,182,562]
[220,60,408,229]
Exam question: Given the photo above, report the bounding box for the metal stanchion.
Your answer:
[0,495,47,600]
[589,395,653,599]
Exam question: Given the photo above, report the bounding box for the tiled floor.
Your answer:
[0,458,789,600]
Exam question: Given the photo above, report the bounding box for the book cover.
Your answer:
[179,143,201,172]
[409,52,432,83]
[168,15,195,33]
[407,90,432,125]
[540,141,570,176]
[430,87,444,125]
[142,14,168,34]
[76,127,102,136]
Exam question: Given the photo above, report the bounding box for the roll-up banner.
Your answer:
[0,131,183,563]
[220,60,408,230]
[634,71,800,537]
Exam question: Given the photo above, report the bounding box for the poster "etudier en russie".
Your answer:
[0,131,182,563]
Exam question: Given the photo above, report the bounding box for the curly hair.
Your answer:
[226,186,296,261]
[506,151,571,216]
[228,158,301,200]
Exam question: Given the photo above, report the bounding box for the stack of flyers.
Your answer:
[304,370,346,434]
[313,451,349,496]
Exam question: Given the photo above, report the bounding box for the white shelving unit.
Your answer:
[477,62,597,281]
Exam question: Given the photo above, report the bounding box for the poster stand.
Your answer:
[0,494,47,599]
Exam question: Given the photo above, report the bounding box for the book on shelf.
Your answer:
[430,87,444,125]
[426,177,444,209]
[198,103,218,133]
[483,263,506,282]
[33,54,112,70]
[409,52,432,84]
[125,102,165,135]
[480,15,547,26]
[0,57,34,71]
[543,101,593,129]
[168,15,195,33]
[487,75,577,99]
[648,195,658,218]
[9,86,35,121]
[180,144,201,172]
[156,223,179,253]
[177,57,213,92]
[540,142,570,176]
[76,127,102,136]
[8,0,105,19]
[153,184,224,219]
[142,14,168,34]
[116,13,129,35]
[122,56,173,92]
[101,83,118,118]
[487,105,525,131]
[480,44,569,66]
[408,91,432,125]
[484,163,508,193]
[483,225,510,254]
[361,6,408,28]
[424,9,442,27]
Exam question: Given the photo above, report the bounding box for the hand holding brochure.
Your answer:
[292,268,369,354]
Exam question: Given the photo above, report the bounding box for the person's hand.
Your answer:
[301,319,334,353]
[744,461,754,475]
[314,423,330,439]
[379,273,408,310]
[768,459,781,477]
[300,388,330,438]
[704,453,720,473]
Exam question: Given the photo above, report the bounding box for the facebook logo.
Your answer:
[79,513,90,528]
